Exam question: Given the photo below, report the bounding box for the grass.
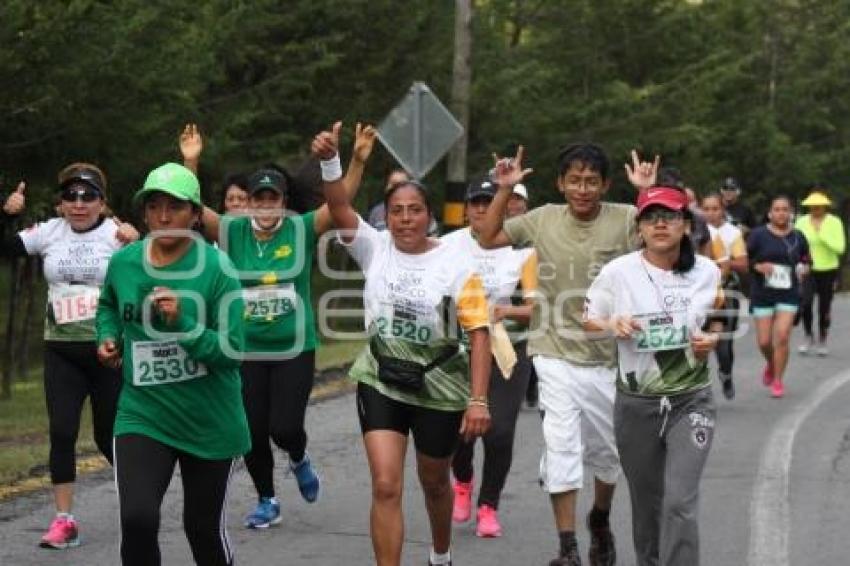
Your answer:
[0,377,98,486]
[0,339,363,492]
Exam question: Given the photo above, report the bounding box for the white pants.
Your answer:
[534,355,620,493]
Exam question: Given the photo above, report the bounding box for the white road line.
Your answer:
[748,368,850,566]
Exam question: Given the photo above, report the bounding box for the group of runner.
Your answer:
[0,118,846,566]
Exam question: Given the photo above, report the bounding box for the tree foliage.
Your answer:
[1,0,849,216]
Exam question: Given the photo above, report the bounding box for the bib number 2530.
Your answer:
[132,341,207,386]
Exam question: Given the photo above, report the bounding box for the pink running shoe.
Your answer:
[40,515,80,549]
[452,479,473,523]
[771,379,785,398]
[476,504,502,538]
[762,365,775,387]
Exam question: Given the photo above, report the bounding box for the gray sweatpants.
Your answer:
[614,386,715,566]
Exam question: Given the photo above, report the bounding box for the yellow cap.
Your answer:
[801,192,832,207]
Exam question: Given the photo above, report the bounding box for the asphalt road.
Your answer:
[2,296,850,565]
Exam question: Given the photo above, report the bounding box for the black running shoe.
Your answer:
[587,513,616,566]
[550,542,582,566]
[722,376,735,400]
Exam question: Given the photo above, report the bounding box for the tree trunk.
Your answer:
[15,257,37,380]
[2,258,21,400]
[444,0,473,229]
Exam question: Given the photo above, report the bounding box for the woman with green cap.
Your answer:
[795,190,846,355]
[96,163,250,566]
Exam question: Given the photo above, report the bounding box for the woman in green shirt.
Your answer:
[795,190,846,355]
[189,122,377,527]
[96,163,249,566]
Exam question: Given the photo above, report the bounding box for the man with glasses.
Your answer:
[478,145,655,566]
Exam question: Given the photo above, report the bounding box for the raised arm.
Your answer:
[179,123,203,175]
[312,122,359,239]
[2,181,26,216]
[624,150,660,191]
[313,122,376,235]
[478,146,533,249]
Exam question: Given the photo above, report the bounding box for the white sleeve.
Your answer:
[336,215,385,271]
[584,264,616,322]
[17,220,51,255]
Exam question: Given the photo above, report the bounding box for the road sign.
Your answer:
[377,82,464,180]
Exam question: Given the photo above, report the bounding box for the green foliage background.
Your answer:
[2,0,849,216]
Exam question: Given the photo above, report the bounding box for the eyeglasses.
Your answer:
[60,187,101,203]
[639,208,684,224]
[564,176,604,190]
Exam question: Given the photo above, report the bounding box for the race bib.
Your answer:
[374,302,435,344]
[243,284,297,320]
[49,286,100,325]
[633,311,690,353]
[132,341,207,387]
[765,264,792,290]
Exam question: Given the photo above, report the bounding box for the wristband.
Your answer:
[320,154,343,182]
[468,396,489,409]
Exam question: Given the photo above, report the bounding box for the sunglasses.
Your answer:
[639,208,684,224]
[60,187,101,203]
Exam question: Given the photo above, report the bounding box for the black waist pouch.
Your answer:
[370,338,458,392]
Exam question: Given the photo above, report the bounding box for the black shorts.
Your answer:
[356,382,463,459]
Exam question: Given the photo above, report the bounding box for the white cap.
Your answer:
[512,183,528,200]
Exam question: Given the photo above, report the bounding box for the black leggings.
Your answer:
[44,341,121,484]
[241,350,315,499]
[714,294,740,377]
[452,342,532,509]
[800,270,839,339]
[114,434,236,566]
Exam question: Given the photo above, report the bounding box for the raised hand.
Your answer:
[624,150,660,190]
[179,123,203,163]
[491,145,533,189]
[3,181,26,215]
[311,121,342,160]
[352,122,377,163]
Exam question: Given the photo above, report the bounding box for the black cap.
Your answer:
[248,168,287,196]
[59,168,106,196]
[720,177,741,192]
[466,178,497,201]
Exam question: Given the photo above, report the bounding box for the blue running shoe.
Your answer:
[244,497,281,529]
[290,453,320,503]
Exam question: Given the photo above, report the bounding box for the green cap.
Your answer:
[134,163,201,207]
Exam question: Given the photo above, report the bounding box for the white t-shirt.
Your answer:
[584,251,722,395]
[339,217,489,411]
[19,217,123,340]
[440,227,534,306]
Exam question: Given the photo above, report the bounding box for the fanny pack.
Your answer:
[370,338,458,392]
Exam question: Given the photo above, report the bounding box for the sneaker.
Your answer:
[587,513,616,566]
[816,343,829,357]
[798,341,813,355]
[475,504,502,538]
[244,497,281,529]
[549,542,582,566]
[452,479,473,523]
[771,379,785,399]
[762,365,775,387]
[39,515,80,549]
[291,453,321,503]
[721,375,735,400]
